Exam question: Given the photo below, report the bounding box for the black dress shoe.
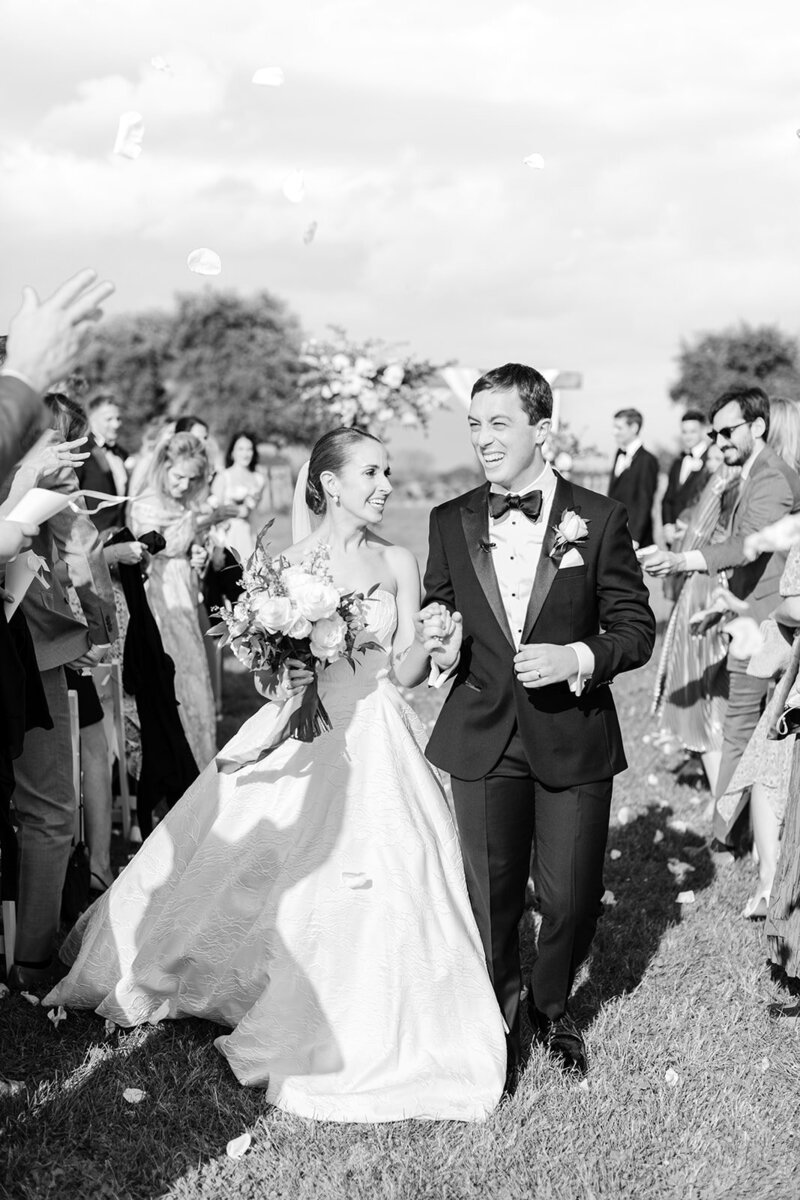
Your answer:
[503,1035,521,1099]
[527,995,588,1077]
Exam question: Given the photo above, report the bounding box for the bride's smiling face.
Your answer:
[325,441,393,524]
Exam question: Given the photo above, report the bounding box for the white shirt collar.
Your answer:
[689,438,709,459]
[621,437,642,459]
[490,460,555,496]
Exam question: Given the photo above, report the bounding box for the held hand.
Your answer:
[743,514,800,561]
[279,657,315,699]
[4,268,115,394]
[413,604,462,670]
[514,642,579,689]
[0,519,39,564]
[69,642,111,669]
[642,549,683,577]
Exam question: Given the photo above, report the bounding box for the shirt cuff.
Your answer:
[682,549,708,573]
[0,367,37,390]
[566,641,594,695]
[428,658,458,689]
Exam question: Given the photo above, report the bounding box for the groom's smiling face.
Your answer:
[468,387,548,492]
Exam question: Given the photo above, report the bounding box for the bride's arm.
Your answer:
[389,546,461,688]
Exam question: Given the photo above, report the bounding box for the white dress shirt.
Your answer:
[93,434,128,498]
[431,463,594,692]
[613,436,642,477]
[678,438,709,487]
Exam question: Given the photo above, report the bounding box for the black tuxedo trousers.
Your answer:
[451,727,611,1047]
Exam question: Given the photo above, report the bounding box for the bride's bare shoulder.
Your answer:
[280,533,320,564]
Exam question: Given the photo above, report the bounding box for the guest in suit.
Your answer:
[78,393,127,532]
[1,409,117,988]
[607,408,659,549]
[422,364,656,1082]
[644,386,800,843]
[661,410,711,546]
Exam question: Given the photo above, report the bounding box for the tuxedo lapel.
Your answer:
[521,474,574,643]
[460,487,515,648]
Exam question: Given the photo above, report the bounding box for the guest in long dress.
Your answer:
[210,431,265,563]
[129,432,217,770]
[652,443,739,791]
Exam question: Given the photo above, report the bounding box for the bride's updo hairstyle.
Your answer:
[305,426,382,515]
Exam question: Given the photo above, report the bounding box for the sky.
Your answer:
[1,0,800,468]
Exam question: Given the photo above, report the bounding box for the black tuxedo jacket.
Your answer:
[423,474,656,787]
[77,434,128,532]
[661,449,710,526]
[607,445,659,547]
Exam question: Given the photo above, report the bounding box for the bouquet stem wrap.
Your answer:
[287,653,332,744]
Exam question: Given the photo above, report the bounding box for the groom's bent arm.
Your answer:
[583,502,656,687]
[422,507,460,688]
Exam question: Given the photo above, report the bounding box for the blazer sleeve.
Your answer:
[0,375,44,487]
[626,452,659,545]
[702,468,796,575]
[661,460,681,524]
[48,477,118,646]
[582,502,656,688]
[422,506,456,612]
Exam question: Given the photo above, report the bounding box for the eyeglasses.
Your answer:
[709,420,752,443]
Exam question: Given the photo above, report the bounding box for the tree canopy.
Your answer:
[669,323,800,413]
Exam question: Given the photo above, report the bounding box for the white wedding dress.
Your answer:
[46,590,506,1122]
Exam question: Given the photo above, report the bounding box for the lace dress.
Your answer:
[46,591,506,1123]
[128,496,216,771]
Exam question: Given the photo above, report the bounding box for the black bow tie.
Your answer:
[489,489,543,522]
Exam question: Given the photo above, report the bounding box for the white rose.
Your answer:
[309,614,348,662]
[284,611,313,639]
[381,363,405,389]
[354,356,376,377]
[558,510,588,543]
[251,593,295,634]
[284,572,340,621]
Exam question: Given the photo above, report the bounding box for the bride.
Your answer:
[46,426,507,1123]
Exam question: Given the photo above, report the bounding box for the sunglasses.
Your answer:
[708,419,752,443]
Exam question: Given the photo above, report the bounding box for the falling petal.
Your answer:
[282,170,305,203]
[47,1005,67,1028]
[252,67,285,87]
[676,890,695,904]
[148,999,171,1024]
[341,871,372,890]
[616,805,633,825]
[668,818,688,834]
[21,992,40,1006]
[122,1087,146,1104]
[150,56,171,73]
[578,1079,590,1093]
[303,221,318,245]
[187,248,222,276]
[609,849,622,860]
[104,1019,117,1035]
[667,859,695,879]
[226,1132,252,1159]
[642,734,651,744]
[647,773,658,786]
[664,1068,680,1087]
[653,830,664,844]
[113,111,144,160]
[0,1079,25,1098]
[602,889,617,906]
[523,153,545,169]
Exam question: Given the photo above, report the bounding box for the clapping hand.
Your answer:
[413,603,463,670]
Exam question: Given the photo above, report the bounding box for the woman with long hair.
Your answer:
[129,432,217,770]
[210,430,265,562]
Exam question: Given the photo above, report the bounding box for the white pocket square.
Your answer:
[558,547,584,568]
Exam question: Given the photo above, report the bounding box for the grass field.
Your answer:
[2,504,799,1200]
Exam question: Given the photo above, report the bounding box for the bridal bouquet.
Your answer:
[210,525,376,749]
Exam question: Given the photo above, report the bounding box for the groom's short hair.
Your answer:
[471,363,553,425]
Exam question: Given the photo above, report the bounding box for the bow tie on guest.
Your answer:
[489,489,543,522]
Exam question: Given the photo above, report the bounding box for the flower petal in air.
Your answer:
[664,1068,680,1087]
[252,67,285,87]
[113,112,144,160]
[187,248,222,276]
[616,805,633,825]
[150,56,171,73]
[282,170,305,203]
[523,153,545,169]
[303,221,318,245]
[609,849,621,861]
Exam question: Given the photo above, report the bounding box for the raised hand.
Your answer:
[4,268,115,394]
[24,434,90,483]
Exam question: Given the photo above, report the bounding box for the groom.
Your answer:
[420,363,655,1081]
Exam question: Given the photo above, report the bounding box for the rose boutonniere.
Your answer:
[550,508,589,559]
[685,457,704,474]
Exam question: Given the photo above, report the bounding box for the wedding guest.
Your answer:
[174,414,208,444]
[211,431,265,562]
[78,393,127,531]
[607,408,659,549]
[644,386,800,845]
[129,432,217,770]
[652,442,738,792]
[0,268,115,483]
[767,396,800,471]
[661,409,711,546]
[0,407,116,989]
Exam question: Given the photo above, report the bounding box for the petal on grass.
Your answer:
[21,992,40,1006]
[113,112,144,160]
[252,67,285,86]
[602,889,617,906]
[226,1132,252,1159]
[647,773,658,785]
[653,830,664,844]
[664,1068,680,1087]
[282,170,306,203]
[616,806,633,825]
[609,849,622,860]
[668,818,688,834]
[46,1005,67,1028]
[676,890,695,904]
[187,248,222,276]
[104,1019,117,1035]
[122,1087,146,1104]
[148,999,171,1025]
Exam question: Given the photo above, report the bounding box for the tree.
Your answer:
[669,323,800,413]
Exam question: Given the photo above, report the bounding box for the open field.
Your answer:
[2,505,798,1200]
